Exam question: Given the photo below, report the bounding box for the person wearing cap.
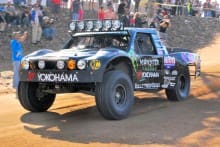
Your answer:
[10,31,27,89]
[41,16,56,40]
[31,3,43,44]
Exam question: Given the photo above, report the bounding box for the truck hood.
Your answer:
[26,47,124,61]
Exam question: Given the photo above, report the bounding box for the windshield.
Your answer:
[69,34,130,50]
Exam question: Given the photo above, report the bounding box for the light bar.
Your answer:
[69,19,124,32]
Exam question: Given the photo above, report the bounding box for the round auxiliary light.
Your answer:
[77,60,86,70]
[164,69,170,75]
[86,21,93,31]
[77,21,84,30]
[57,60,65,69]
[103,20,111,31]
[67,59,76,70]
[112,20,121,30]
[94,20,102,31]
[69,21,76,31]
[21,60,29,70]
[38,60,45,69]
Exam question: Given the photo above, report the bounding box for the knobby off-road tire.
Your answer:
[18,82,56,112]
[95,70,134,120]
[165,68,190,101]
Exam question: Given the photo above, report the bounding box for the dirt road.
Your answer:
[0,35,220,147]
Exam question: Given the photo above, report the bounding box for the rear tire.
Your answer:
[18,82,56,112]
[165,68,190,101]
[95,70,134,120]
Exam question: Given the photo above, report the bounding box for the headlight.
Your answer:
[164,69,170,75]
[21,60,29,70]
[38,60,45,69]
[57,60,65,69]
[77,60,86,70]
[67,59,76,70]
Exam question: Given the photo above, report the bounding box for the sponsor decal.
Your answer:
[162,76,176,88]
[136,71,160,80]
[164,76,176,81]
[135,83,160,89]
[164,56,175,69]
[139,58,160,66]
[158,50,164,55]
[181,52,195,63]
[142,66,157,71]
[37,73,79,82]
[171,70,178,76]
[28,71,36,81]
[90,60,101,70]
[142,72,159,78]
[170,82,176,87]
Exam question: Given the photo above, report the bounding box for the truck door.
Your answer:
[133,32,163,90]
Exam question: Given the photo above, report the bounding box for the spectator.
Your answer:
[31,3,43,44]
[176,0,184,16]
[135,12,147,28]
[185,0,192,16]
[117,0,126,20]
[78,4,84,20]
[51,0,61,19]
[72,0,80,20]
[42,16,56,40]
[129,12,135,27]
[4,1,16,27]
[21,6,31,27]
[120,6,130,27]
[159,15,171,44]
[104,2,116,19]
[149,18,157,28]
[10,31,27,89]
[0,14,6,32]
[203,0,212,17]
[98,5,104,20]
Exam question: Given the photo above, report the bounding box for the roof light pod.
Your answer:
[112,20,123,31]
[103,20,111,31]
[94,20,102,31]
[85,20,94,31]
[69,21,76,31]
[77,21,84,31]
[69,19,124,32]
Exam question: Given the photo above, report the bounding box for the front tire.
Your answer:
[18,82,56,112]
[165,68,190,101]
[95,71,134,120]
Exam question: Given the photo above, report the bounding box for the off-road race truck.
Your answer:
[18,20,201,120]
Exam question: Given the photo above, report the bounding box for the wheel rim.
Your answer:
[114,84,127,107]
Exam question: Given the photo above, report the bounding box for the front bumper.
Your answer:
[19,70,103,83]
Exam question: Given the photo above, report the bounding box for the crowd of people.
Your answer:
[0,0,57,43]
[154,0,220,17]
